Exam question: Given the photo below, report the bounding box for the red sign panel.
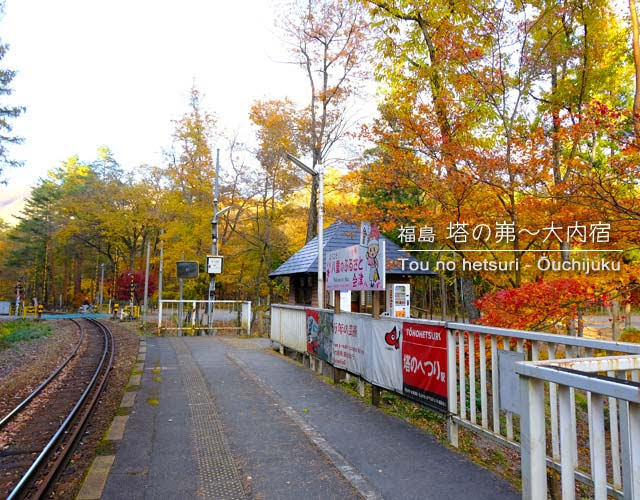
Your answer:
[401,322,448,413]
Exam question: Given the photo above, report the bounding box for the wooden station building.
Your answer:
[269,222,436,315]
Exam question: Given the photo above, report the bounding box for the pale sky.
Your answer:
[0,0,322,222]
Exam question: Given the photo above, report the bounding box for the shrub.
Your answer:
[0,320,51,349]
[620,327,640,344]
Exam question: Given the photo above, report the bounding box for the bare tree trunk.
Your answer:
[63,255,70,308]
[439,275,447,320]
[577,307,584,337]
[73,255,82,305]
[306,175,319,243]
[611,299,621,340]
[453,274,460,322]
[461,274,479,322]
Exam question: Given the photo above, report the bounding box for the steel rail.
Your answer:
[6,318,114,500]
[0,319,85,430]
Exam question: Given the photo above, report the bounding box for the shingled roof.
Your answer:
[269,222,436,277]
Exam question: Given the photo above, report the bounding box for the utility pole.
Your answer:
[317,163,324,308]
[208,149,220,332]
[143,240,151,326]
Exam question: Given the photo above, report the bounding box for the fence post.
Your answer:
[558,385,576,500]
[191,301,196,334]
[371,385,381,406]
[242,301,251,335]
[620,401,640,499]
[447,328,459,447]
[520,374,547,500]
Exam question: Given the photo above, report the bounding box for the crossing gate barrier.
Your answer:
[157,300,251,336]
[24,305,37,317]
[124,305,140,318]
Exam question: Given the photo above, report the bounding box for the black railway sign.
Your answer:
[176,261,199,279]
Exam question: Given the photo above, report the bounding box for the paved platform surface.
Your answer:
[101,336,519,500]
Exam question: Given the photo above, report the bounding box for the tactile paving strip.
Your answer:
[172,338,246,499]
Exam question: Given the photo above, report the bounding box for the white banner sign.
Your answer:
[325,241,385,291]
[332,313,366,375]
[364,318,403,393]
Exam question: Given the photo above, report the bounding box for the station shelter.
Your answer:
[269,222,436,316]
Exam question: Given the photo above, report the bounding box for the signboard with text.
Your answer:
[401,322,448,413]
[325,241,385,291]
[332,313,365,375]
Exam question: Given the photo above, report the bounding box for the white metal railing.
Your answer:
[158,300,251,335]
[270,303,640,498]
[517,355,640,499]
[445,324,640,471]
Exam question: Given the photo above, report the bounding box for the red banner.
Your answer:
[401,322,448,412]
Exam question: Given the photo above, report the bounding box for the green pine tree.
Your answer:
[0,2,24,180]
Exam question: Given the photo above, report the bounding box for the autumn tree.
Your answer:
[281,0,369,242]
[631,0,640,138]
[245,98,306,302]
[353,0,637,326]
[159,85,218,294]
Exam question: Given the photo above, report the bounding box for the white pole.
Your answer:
[158,230,163,303]
[317,164,324,309]
[209,149,220,333]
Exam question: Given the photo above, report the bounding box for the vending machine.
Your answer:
[386,283,411,318]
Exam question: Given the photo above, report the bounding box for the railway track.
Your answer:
[0,318,114,499]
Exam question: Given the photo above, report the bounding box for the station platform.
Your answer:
[97,336,519,500]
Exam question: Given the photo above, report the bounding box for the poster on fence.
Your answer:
[401,322,448,413]
[364,318,403,392]
[332,313,366,375]
[306,309,334,363]
[325,240,385,291]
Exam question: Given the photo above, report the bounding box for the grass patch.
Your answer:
[115,407,131,416]
[0,319,51,349]
[125,385,141,392]
[95,439,116,456]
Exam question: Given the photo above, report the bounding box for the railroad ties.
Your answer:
[0,318,114,499]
